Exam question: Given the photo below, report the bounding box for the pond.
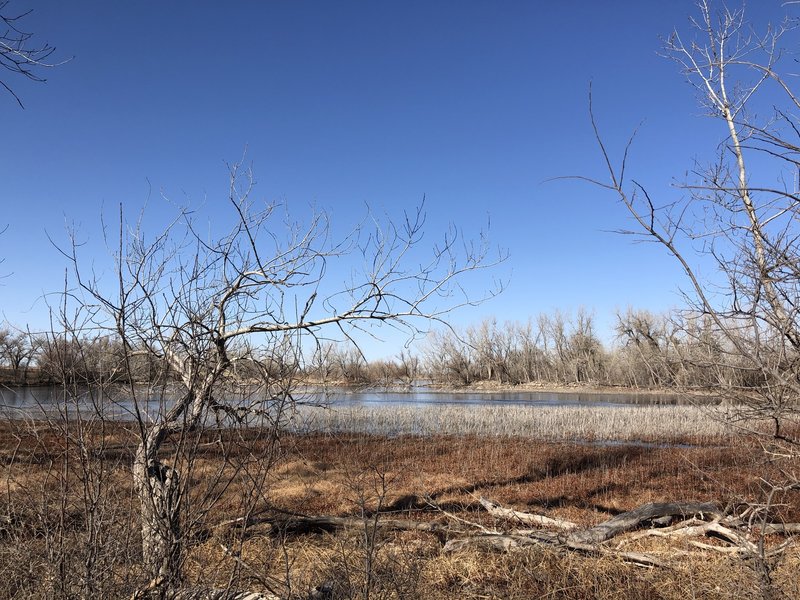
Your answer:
[0,385,725,445]
[310,387,695,408]
[0,384,696,418]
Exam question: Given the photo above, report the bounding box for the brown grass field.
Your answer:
[0,418,798,599]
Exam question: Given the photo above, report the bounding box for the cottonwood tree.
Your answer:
[590,0,800,436]
[0,326,36,382]
[615,309,676,387]
[63,162,499,597]
[584,1,800,593]
[424,327,476,385]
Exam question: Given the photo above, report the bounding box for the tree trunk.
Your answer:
[566,501,719,545]
[134,446,183,590]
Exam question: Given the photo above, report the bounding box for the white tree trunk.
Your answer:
[134,445,182,588]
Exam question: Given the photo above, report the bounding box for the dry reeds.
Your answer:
[287,404,735,443]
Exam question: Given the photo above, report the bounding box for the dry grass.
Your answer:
[287,404,745,443]
[0,420,798,599]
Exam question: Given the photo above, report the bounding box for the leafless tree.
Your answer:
[424,312,613,388]
[423,328,476,386]
[61,161,500,597]
[588,0,800,436]
[615,309,676,387]
[395,350,419,387]
[0,327,30,381]
[36,332,126,384]
[583,2,800,595]
[0,0,66,108]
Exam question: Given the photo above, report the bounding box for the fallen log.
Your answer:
[566,501,721,545]
[759,523,800,535]
[275,514,455,535]
[447,498,729,565]
[479,497,578,530]
[218,511,458,535]
[442,533,666,567]
[443,533,545,553]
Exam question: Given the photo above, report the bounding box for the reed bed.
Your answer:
[286,403,737,443]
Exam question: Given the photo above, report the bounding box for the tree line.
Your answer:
[1,305,784,392]
[376,308,779,390]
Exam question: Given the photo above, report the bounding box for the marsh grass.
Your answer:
[288,404,741,443]
[0,414,798,598]
[177,432,800,599]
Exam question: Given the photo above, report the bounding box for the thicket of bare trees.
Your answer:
[0,327,158,385]
[1,305,787,392]
[421,309,762,390]
[0,328,37,382]
[424,312,606,387]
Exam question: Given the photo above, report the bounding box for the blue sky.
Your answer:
[0,1,795,356]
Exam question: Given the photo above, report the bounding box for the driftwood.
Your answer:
[443,533,545,553]
[479,497,578,530]
[759,523,800,535]
[441,497,799,567]
[478,497,720,544]
[210,498,798,577]
[475,498,721,543]
[566,501,720,545]
[441,533,666,567]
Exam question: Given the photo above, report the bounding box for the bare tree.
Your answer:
[395,350,419,387]
[588,0,800,435]
[62,162,500,596]
[423,327,476,386]
[583,2,800,595]
[0,326,36,382]
[0,0,66,108]
[615,308,675,387]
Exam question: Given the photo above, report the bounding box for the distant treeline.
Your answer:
[0,330,140,385]
[0,307,781,390]
[0,327,294,386]
[309,307,779,391]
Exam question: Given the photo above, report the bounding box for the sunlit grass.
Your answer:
[287,404,735,443]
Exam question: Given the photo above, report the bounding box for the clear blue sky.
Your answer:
[0,1,795,356]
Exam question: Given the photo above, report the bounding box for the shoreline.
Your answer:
[1,377,714,400]
[305,378,713,399]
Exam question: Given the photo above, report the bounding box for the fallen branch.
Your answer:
[758,523,800,535]
[566,501,721,545]
[443,498,731,566]
[218,510,458,536]
[442,532,666,567]
[274,514,455,535]
[426,496,498,534]
[443,533,544,553]
[479,497,578,530]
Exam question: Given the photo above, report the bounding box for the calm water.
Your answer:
[312,388,693,408]
[0,385,694,419]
